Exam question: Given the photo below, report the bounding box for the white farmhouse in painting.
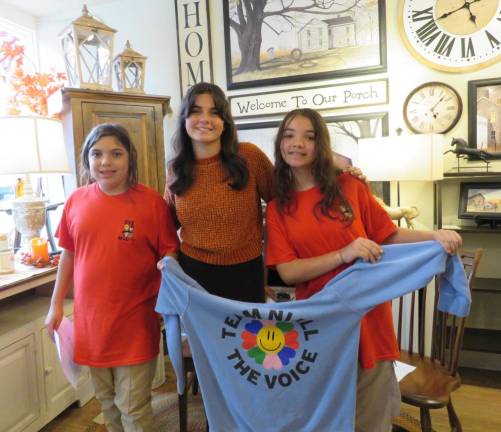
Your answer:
[297,18,328,53]
[297,15,355,53]
[324,16,356,48]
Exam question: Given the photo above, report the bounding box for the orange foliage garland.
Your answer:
[0,33,66,116]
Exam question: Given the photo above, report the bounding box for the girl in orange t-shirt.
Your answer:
[265,108,462,432]
[45,124,178,432]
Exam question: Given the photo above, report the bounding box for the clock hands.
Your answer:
[435,0,482,26]
[431,95,445,111]
[429,94,446,119]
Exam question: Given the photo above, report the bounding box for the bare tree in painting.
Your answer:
[332,117,381,141]
[229,0,364,74]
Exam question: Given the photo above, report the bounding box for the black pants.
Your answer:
[178,252,265,303]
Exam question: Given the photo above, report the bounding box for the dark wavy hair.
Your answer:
[167,82,248,195]
[79,123,138,187]
[274,108,352,221]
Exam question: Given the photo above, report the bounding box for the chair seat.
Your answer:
[399,351,461,408]
[181,339,193,358]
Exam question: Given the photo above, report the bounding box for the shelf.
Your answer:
[444,171,501,179]
[473,278,501,293]
[442,225,501,234]
[462,328,501,354]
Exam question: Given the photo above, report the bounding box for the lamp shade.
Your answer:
[357,134,445,181]
[0,116,70,175]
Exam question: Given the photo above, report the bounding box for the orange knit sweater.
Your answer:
[166,143,274,265]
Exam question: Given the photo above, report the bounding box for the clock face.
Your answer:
[401,0,501,71]
[404,82,463,133]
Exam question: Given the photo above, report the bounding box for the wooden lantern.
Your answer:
[60,4,117,90]
[113,41,147,93]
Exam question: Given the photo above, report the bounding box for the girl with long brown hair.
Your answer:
[266,108,462,431]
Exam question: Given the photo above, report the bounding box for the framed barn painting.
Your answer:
[237,111,390,203]
[468,78,501,159]
[223,0,387,90]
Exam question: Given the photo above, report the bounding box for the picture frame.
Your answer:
[458,182,501,226]
[237,111,390,203]
[467,78,501,159]
[223,0,387,90]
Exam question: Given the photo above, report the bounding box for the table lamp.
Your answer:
[0,116,70,247]
[357,134,445,225]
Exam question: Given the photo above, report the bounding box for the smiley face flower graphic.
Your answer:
[241,320,299,370]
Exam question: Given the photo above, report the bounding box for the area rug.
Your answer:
[88,389,206,432]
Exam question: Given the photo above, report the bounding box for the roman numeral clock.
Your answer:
[400,0,501,71]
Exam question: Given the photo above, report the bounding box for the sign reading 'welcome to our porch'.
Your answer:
[229,79,388,119]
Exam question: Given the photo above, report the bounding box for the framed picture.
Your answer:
[223,0,387,90]
[458,182,501,223]
[468,78,501,159]
[237,111,390,203]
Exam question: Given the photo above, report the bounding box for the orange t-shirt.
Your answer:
[57,183,179,367]
[265,174,399,368]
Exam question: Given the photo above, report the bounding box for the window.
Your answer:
[0,18,37,115]
[0,19,66,248]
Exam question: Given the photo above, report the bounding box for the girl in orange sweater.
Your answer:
[165,83,274,302]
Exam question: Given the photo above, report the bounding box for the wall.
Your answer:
[7,0,499,260]
[0,2,36,30]
[31,1,500,169]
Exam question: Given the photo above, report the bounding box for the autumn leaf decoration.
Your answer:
[0,32,66,116]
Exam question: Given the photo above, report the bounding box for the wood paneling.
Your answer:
[61,88,170,194]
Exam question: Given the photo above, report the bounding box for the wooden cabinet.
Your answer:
[439,172,501,371]
[60,88,170,194]
[0,291,94,432]
[0,268,165,431]
[0,334,41,432]
[0,270,94,432]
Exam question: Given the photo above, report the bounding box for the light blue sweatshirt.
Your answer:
[156,241,470,432]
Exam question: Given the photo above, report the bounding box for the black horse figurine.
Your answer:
[444,138,501,161]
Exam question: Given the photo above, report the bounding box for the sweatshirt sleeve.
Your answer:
[327,241,470,318]
[155,257,191,394]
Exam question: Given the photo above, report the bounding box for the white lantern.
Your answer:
[114,41,147,93]
[60,4,117,90]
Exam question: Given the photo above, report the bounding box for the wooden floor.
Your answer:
[399,384,501,431]
[42,365,501,432]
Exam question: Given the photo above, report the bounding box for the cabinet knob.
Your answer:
[44,367,53,375]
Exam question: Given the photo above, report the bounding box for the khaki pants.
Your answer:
[89,358,157,432]
[355,360,400,432]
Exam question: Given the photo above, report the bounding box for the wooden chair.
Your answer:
[396,249,483,432]
[178,339,208,432]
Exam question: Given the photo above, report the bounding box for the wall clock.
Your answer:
[400,0,501,72]
[403,81,462,133]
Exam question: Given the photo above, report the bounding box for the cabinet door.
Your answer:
[81,102,163,192]
[41,327,76,421]
[0,335,41,432]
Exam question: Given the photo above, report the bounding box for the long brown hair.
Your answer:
[274,108,352,221]
[168,82,248,195]
[80,123,138,187]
